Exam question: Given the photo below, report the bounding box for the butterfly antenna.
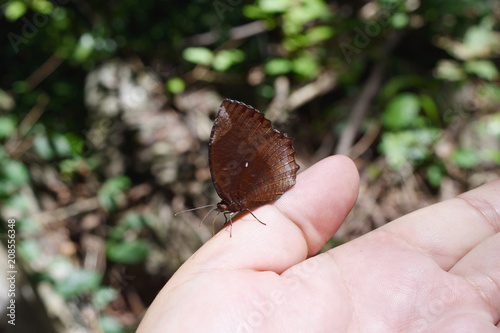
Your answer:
[198,208,218,229]
[245,209,266,226]
[174,204,216,216]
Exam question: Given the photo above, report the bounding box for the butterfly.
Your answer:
[177,99,299,236]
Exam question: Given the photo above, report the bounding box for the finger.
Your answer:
[183,155,359,274]
[449,232,500,325]
[378,179,500,270]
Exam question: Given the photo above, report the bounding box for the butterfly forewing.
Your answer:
[209,99,299,212]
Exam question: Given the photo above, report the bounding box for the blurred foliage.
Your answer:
[1,0,500,331]
[106,212,152,264]
[98,176,131,211]
[45,256,102,298]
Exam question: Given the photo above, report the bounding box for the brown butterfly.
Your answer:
[177,99,299,236]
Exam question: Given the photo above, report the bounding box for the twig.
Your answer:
[5,94,50,159]
[335,61,386,156]
[265,75,290,123]
[286,71,338,111]
[187,20,266,46]
[347,120,381,159]
[335,31,403,156]
[25,54,65,92]
[33,197,100,226]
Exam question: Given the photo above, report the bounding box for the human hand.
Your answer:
[137,156,500,332]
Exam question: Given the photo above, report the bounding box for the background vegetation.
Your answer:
[1,0,499,332]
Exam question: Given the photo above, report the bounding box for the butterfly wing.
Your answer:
[209,99,299,211]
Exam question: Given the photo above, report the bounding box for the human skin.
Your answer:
[137,155,500,332]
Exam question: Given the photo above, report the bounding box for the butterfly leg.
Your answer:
[210,212,220,236]
[245,209,266,226]
[223,211,234,237]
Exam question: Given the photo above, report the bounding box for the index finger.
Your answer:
[378,178,500,270]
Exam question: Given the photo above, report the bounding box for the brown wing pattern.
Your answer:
[243,137,298,208]
[209,100,264,205]
[209,99,299,212]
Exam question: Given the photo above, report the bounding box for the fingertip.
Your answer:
[277,155,359,255]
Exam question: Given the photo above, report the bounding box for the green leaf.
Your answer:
[93,287,118,311]
[434,60,466,81]
[18,217,41,234]
[243,5,267,19]
[265,58,292,75]
[141,213,157,228]
[32,134,72,159]
[166,77,185,94]
[5,1,27,21]
[4,192,34,211]
[258,0,291,13]
[33,135,54,160]
[52,134,72,157]
[59,158,85,177]
[182,47,214,66]
[452,149,479,169]
[257,84,274,98]
[100,176,131,193]
[98,176,131,211]
[478,84,500,102]
[380,75,430,101]
[32,0,54,14]
[106,239,149,264]
[305,26,335,44]
[292,55,319,78]
[391,12,409,29]
[213,49,245,71]
[18,238,41,262]
[382,93,421,130]
[463,21,494,55]
[109,224,127,240]
[47,257,72,279]
[0,115,17,139]
[366,164,382,179]
[73,33,95,63]
[427,164,444,188]
[379,129,439,170]
[121,212,144,229]
[484,149,500,165]
[283,35,308,51]
[1,160,30,186]
[464,60,499,81]
[100,315,124,333]
[12,81,29,94]
[419,94,440,127]
[283,0,330,32]
[56,269,102,298]
[483,113,500,137]
[63,132,85,155]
